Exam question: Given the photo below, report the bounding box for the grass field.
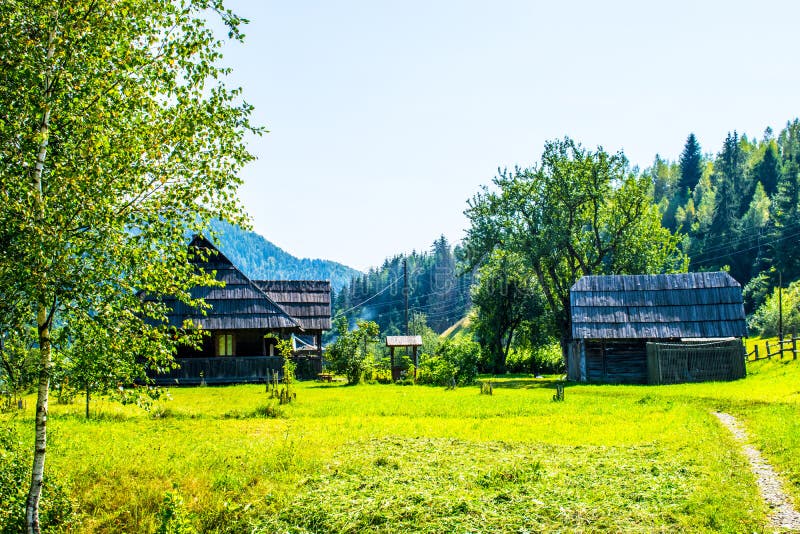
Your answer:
[3,355,799,533]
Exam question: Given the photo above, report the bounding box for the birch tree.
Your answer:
[0,1,257,531]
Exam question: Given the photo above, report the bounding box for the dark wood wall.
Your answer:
[584,340,649,384]
[176,329,277,358]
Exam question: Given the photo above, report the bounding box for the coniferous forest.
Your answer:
[332,235,473,336]
[649,120,800,315]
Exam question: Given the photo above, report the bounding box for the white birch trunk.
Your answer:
[26,304,52,534]
[25,13,58,533]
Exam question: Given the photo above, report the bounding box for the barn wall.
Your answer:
[583,340,648,384]
[566,341,581,381]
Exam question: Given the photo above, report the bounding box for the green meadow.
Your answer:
[3,356,799,533]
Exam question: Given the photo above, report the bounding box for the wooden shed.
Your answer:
[567,272,747,384]
[149,236,331,384]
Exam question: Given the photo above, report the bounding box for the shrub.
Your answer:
[326,318,380,384]
[505,340,564,375]
[368,368,393,384]
[749,280,800,337]
[156,491,196,534]
[418,338,480,386]
[0,426,77,533]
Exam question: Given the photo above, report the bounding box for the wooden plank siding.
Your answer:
[584,340,650,384]
[152,355,323,385]
[569,272,747,384]
[145,236,331,384]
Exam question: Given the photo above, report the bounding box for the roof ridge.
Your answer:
[191,235,302,330]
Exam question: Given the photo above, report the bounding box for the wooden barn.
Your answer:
[149,236,331,384]
[567,272,747,384]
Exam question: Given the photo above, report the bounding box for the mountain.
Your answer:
[209,220,361,292]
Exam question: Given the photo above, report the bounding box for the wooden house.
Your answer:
[150,236,331,384]
[567,272,747,384]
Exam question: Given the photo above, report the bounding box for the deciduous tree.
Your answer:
[463,138,686,358]
[0,1,256,530]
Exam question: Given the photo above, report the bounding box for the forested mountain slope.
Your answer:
[209,220,361,292]
[333,236,473,335]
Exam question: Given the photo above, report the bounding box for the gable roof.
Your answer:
[386,335,423,347]
[254,280,332,331]
[570,272,747,340]
[160,236,301,331]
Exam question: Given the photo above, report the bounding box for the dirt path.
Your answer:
[713,411,800,532]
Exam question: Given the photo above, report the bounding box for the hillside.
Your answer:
[209,220,361,292]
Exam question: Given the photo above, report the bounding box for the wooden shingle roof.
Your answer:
[386,335,423,347]
[570,272,747,340]
[255,280,332,331]
[160,236,300,331]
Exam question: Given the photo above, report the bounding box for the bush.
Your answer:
[749,280,800,337]
[417,338,480,386]
[368,368,392,384]
[156,491,196,534]
[0,426,77,533]
[326,318,379,384]
[505,340,564,375]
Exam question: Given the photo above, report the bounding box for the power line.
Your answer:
[689,220,800,258]
[332,274,404,319]
[690,229,800,266]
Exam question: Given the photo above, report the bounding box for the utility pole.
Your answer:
[404,258,409,335]
[779,271,783,340]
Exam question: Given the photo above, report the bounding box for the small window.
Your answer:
[216,333,234,356]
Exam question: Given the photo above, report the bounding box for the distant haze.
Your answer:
[222,0,800,271]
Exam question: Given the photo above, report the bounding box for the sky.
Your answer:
[220,0,800,272]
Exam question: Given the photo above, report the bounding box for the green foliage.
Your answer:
[664,120,800,289]
[0,427,76,533]
[471,250,549,374]
[748,280,800,337]
[113,385,171,412]
[464,137,686,354]
[0,0,256,526]
[408,312,440,355]
[325,317,380,384]
[0,325,38,408]
[679,133,704,194]
[156,491,196,534]
[505,339,564,375]
[417,337,480,386]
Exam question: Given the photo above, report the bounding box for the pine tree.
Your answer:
[714,132,747,217]
[752,141,781,197]
[678,133,703,193]
[772,120,800,280]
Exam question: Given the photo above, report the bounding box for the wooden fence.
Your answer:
[746,335,799,361]
[646,339,746,385]
[150,355,322,385]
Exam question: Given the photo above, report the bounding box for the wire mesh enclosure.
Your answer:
[646,339,746,385]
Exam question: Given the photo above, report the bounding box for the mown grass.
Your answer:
[3,357,798,532]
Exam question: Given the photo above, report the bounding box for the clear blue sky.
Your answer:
[221,0,800,272]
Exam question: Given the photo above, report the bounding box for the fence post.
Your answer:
[781,334,785,359]
[755,344,760,361]
[793,335,797,360]
[766,340,771,359]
